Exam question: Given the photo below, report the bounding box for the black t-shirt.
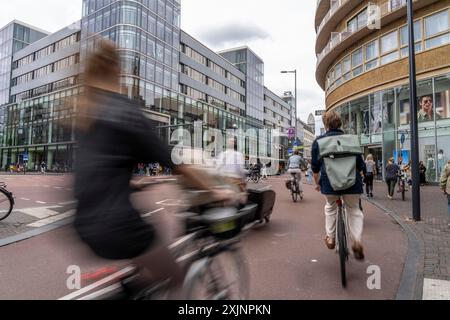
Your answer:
[74,89,174,260]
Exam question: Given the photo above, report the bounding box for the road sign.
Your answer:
[23,153,29,161]
[315,110,326,116]
[287,128,295,139]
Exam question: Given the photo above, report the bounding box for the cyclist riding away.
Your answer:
[287,150,307,198]
[74,41,232,294]
[311,110,366,260]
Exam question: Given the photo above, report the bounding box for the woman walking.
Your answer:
[365,154,377,197]
[385,157,400,200]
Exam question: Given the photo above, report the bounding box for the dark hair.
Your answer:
[419,95,433,104]
[294,150,299,155]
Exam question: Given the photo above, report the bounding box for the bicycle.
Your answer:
[67,191,257,301]
[0,182,15,222]
[335,196,349,288]
[397,171,408,201]
[246,170,260,184]
[289,170,303,203]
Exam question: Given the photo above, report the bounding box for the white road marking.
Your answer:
[19,206,60,219]
[155,199,187,206]
[423,278,450,300]
[58,201,77,206]
[155,199,171,205]
[53,186,62,189]
[27,210,75,228]
[36,201,47,204]
[43,185,50,188]
[141,208,165,218]
[65,188,73,191]
[20,198,30,201]
[58,266,135,300]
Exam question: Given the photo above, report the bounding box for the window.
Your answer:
[118,29,136,49]
[381,31,398,54]
[352,49,363,67]
[400,21,422,57]
[347,8,368,32]
[364,40,379,71]
[425,33,450,49]
[121,4,138,25]
[342,56,351,73]
[365,40,378,61]
[425,10,449,38]
[380,51,399,65]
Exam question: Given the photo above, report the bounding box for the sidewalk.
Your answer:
[367,181,450,299]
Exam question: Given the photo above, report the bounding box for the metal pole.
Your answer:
[295,70,298,141]
[407,0,421,221]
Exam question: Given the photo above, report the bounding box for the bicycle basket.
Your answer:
[202,207,243,239]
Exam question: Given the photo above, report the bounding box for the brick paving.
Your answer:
[369,181,450,298]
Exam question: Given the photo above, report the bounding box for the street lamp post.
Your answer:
[281,70,297,141]
[407,0,421,221]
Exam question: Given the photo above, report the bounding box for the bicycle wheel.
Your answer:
[184,247,249,300]
[0,188,14,222]
[401,182,405,201]
[337,206,348,288]
[291,181,298,203]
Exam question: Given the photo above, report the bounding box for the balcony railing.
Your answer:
[317,0,349,36]
[317,0,411,66]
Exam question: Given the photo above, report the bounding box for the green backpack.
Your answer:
[317,134,363,191]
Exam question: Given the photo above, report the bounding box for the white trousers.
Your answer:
[288,169,303,193]
[324,195,364,243]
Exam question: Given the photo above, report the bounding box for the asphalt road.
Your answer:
[0,175,408,299]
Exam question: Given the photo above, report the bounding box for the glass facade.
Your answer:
[0,22,48,152]
[220,48,265,123]
[1,86,81,171]
[333,73,450,182]
[81,0,180,111]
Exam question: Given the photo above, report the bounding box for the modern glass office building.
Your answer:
[0,0,295,171]
[315,0,450,181]
[220,47,266,124]
[0,21,48,147]
[0,22,81,171]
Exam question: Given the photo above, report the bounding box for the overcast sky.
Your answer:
[0,0,325,122]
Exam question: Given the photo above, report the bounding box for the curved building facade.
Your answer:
[315,0,450,182]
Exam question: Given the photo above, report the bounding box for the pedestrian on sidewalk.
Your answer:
[40,161,47,174]
[311,110,366,260]
[439,160,450,228]
[385,157,399,199]
[306,162,313,185]
[419,161,427,186]
[364,154,376,198]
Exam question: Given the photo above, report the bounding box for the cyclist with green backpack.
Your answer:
[311,111,366,260]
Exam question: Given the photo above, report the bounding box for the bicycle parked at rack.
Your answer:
[0,182,15,222]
